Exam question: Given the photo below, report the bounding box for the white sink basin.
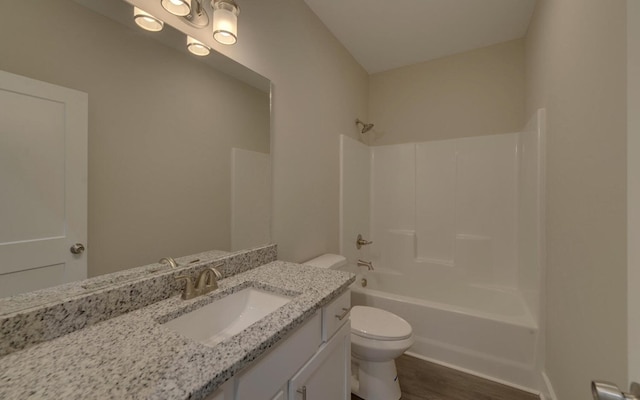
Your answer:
[163,287,293,347]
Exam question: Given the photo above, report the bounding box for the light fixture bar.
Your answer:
[182,0,209,28]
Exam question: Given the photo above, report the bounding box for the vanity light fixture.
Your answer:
[187,36,211,56]
[161,0,192,17]
[212,0,240,45]
[133,7,164,32]
[182,0,210,29]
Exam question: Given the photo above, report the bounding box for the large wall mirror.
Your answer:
[0,0,271,299]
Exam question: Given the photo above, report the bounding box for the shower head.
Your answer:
[355,118,374,134]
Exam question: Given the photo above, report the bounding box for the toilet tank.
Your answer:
[304,254,347,270]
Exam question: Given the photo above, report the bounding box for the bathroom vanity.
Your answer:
[0,246,355,400]
[208,290,352,400]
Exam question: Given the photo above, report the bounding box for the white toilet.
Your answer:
[304,254,414,400]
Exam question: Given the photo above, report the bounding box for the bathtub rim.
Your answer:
[351,284,543,393]
[351,283,538,330]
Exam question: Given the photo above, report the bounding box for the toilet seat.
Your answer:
[350,306,412,341]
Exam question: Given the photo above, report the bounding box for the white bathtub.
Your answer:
[342,265,541,391]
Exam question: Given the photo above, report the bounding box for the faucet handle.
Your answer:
[210,263,224,280]
[160,257,179,269]
[196,267,221,295]
[356,234,373,249]
[175,275,196,300]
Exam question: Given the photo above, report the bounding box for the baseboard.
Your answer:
[407,335,539,391]
[405,351,541,397]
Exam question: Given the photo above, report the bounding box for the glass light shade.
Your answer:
[187,36,210,56]
[161,0,192,17]
[212,1,239,45]
[133,7,164,32]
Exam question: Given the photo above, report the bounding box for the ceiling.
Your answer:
[304,0,537,74]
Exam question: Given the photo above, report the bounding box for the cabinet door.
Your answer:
[236,312,322,400]
[203,379,234,400]
[288,321,351,400]
[204,390,224,400]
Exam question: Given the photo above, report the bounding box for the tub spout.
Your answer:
[357,259,374,271]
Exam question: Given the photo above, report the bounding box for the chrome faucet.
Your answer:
[175,265,223,300]
[357,259,374,271]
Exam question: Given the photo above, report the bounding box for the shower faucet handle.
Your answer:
[356,234,373,249]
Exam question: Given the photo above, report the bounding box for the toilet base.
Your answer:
[351,357,401,400]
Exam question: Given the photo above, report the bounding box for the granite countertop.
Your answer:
[0,249,231,316]
[0,261,354,400]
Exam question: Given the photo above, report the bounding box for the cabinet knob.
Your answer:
[296,386,307,400]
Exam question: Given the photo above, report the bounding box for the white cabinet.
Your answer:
[209,290,351,400]
[321,290,351,342]
[288,321,351,400]
[235,312,322,399]
[204,389,224,400]
[203,380,233,400]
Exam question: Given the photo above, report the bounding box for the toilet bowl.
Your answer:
[303,254,414,400]
[350,306,414,400]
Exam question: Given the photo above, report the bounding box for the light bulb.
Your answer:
[133,7,164,32]
[212,0,239,45]
[161,0,192,17]
[187,36,210,56]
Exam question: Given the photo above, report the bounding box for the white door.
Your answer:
[0,70,88,297]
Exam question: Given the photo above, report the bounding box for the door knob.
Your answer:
[70,243,85,255]
[592,381,640,400]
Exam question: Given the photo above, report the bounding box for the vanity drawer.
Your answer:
[322,290,351,342]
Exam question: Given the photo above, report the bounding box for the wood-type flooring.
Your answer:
[352,355,540,400]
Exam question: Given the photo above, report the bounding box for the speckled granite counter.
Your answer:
[0,249,231,316]
[0,245,277,356]
[0,261,354,400]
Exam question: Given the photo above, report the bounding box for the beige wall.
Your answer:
[525,0,627,398]
[628,0,640,384]
[0,0,270,276]
[3,0,369,272]
[193,0,370,262]
[368,39,524,146]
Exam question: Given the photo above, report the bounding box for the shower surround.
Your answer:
[340,110,546,392]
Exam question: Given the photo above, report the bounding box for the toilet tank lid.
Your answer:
[351,306,412,341]
[304,254,347,269]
